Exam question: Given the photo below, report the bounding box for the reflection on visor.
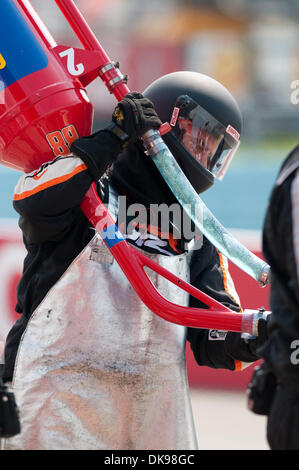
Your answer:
[174,95,240,180]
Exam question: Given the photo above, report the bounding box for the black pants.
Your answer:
[267,387,299,450]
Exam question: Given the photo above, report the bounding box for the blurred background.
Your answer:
[1,0,299,449]
[2,0,299,226]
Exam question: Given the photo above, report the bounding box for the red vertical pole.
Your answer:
[54,0,130,101]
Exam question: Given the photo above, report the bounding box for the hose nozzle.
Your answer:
[258,263,271,287]
[241,307,271,336]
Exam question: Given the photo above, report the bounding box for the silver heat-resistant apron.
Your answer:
[4,235,197,450]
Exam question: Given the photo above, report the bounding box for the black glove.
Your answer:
[0,381,21,438]
[109,92,162,144]
[225,312,271,363]
[247,361,277,415]
[247,312,270,357]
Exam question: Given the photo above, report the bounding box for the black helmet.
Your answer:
[143,71,242,194]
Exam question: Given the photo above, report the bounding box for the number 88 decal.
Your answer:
[46,125,79,158]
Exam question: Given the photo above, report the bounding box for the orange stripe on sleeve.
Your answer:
[14,163,87,201]
[217,250,230,296]
[217,249,242,310]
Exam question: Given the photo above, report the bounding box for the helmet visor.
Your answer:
[172,95,240,181]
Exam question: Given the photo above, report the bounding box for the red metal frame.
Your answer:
[81,177,249,333]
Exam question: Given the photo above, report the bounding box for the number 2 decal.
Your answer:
[46,125,79,158]
[59,48,84,76]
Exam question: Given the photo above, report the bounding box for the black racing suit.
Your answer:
[2,131,262,383]
[259,144,299,450]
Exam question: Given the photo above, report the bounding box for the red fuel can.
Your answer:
[0,0,95,173]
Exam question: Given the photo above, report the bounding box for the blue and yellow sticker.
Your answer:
[101,224,125,249]
[0,54,6,70]
[0,0,48,90]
